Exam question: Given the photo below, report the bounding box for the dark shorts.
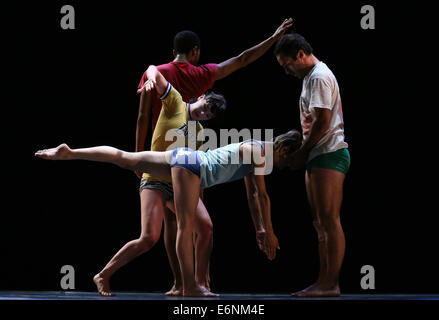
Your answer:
[170,147,202,177]
[139,179,174,201]
[306,148,351,174]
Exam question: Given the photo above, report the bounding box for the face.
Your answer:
[276,53,306,79]
[273,146,289,169]
[190,97,214,121]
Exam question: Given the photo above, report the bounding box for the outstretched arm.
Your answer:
[214,18,293,80]
[244,173,279,260]
[137,65,169,96]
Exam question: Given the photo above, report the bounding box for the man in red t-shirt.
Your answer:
[93,18,292,296]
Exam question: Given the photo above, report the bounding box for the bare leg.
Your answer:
[162,205,183,296]
[35,144,172,178]
[292,168,345,297]
[171,167,217,297]
[193,199,213,290]
[164,198,213,294]
[93,189,166,296]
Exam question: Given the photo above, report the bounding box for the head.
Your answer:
[274,33,313,78]
[273,129,302,168]
[173,30,201,65]
[190,91,227,121]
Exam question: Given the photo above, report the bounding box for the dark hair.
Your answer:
[274,33,313,60]
[204,91,227,117]
[274,129,302,154]
[173,30,201,55]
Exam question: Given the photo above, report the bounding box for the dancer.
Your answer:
[35,128,301,296]
[274,33,350,297]
[123,18,293,297]
[93,65,225,296]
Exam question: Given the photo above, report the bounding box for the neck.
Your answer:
[173,54,189,63]
[302,54,320,76]
[264,141,276,163]
[189,100,201,119]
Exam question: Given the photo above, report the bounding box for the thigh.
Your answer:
[171,167,201,225]
[308,167,345,219]
[139,188,167,238]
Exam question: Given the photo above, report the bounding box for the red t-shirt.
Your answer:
[138,61,218,133]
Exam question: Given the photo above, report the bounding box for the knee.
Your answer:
[118,151,138,171]
[137,233,160,252]
[313,215,342,240]
[312,220,327,242]
[196,219,213,240]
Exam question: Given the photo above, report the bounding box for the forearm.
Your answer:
[258,194,273,234]
[216,35,278,80]
[146,65,159,83]
[247,196,264,232]
[238,35,277,67]
[136,91,152,152]
[135,116,148,152]
[301,118,330,154]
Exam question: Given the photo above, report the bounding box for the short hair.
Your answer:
[173,30,201,55]
[204,91,227,117]
[274,129,302,154]
[274,33,313,60]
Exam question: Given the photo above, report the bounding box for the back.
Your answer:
[197,140,264,189]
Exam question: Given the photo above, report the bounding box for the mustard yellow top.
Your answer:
[143,84,203,182]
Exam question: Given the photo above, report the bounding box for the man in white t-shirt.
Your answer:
[274,33,350,297]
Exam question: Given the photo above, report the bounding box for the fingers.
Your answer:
[137,79,156,93]
[281,17,293,31]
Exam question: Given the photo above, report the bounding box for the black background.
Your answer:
[2,1,436,296]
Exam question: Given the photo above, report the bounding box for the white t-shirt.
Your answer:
[300,61,348,162]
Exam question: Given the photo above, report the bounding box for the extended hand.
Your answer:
[263,232,280,260]
[137,79,156,94]
[256,230,280,260]
[272,18,293,41]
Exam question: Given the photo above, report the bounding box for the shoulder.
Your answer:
[240,141,265,161]
[310,63,335,82]
[161,84,183,104]
[157,62,175,71]
[188,63,218,75]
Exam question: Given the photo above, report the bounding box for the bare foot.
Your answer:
[183,284,219,297]
[291,283,340,297]
[35,143,72,160]
[198,281,210,292]
[165,284,183,296]
[93,273,115,297]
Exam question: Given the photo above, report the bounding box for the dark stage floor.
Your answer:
[1,291,438,300]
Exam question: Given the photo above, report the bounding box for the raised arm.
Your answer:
[137,65,169,97]
[214,18,293,80]
[244,173,279,260]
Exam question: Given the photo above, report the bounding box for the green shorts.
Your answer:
[306,148,350,174]
[139,179,174,201]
